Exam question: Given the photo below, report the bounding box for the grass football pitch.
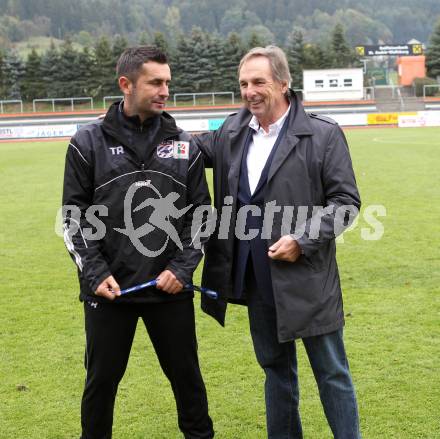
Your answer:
[1,127,439,438]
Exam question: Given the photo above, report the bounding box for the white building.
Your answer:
[302,68,364,101]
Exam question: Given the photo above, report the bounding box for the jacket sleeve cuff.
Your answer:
[88,270,112,294]
[295,236,318,258]
[165,264,192,286]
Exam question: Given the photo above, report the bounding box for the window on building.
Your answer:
[315,80,324,88]
[329,79,338,87]
[344,78,353,87]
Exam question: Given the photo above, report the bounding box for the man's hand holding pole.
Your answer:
[95,275,121,300]
[156,269,184,294]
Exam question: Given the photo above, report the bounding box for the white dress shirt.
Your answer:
[246,105,291,194]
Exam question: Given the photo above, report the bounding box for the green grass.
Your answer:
[1,127,439,438]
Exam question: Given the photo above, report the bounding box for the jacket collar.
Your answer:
[228,90,313,136]
[227,91,314,192]
[267,92,313,183]
[102,100,181,147]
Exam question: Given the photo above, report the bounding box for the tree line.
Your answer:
[1,21,440,104]
[0,25,362,102]
[1,0,439,48]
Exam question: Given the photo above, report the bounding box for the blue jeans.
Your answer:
[246,286,361,439]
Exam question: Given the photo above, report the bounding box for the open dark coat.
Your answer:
[194,92,361,342]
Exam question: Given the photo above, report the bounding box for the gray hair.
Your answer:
[238,45,292,87]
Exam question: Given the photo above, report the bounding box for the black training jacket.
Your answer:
[62,101,211,304]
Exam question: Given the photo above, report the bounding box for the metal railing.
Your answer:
[103,95,123,109]
[363,87,375,100]
[33,97,94,112]
[173,92,235,106]
[374,84,405,99]
[0,99,23,113]
[423,84,440,98]
[396,87,405,111]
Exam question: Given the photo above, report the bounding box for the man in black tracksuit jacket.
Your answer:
[62,46,214,439]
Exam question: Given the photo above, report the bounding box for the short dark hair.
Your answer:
[116,46,168,81]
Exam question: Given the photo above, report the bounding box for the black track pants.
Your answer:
[80,298,214,439]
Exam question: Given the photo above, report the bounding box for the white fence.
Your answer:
[103,95,123,108]
[173,92,235,106]
[32,97,94,112]
[0,100,23,113]
[423,84,440,98]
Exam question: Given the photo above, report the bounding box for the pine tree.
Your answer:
[247,31,264,50]
[139,31,150,46]
[286,29,305,89]
[220,32,244,97]
[58,39,80,97]
[0,49,6,100]
[188,27,211,93]
[153,32,169,56]
[94,36,117,98]
[2,49,24,100]
[40,41,62,98]
[426,19,440,79]
[330,24,353,68]
[21,48,46,101]
[303,43,333,70]
[112,35,128,66]
[74,47,99,99]
[171,34,193,95]
[205,33,224,91]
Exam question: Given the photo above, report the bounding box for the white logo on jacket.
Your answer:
[114,182,192,257]
[110,146,125,155]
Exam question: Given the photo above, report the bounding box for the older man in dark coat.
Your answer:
[194,46,362,439]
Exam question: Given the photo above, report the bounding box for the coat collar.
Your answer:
[227,91,314,190]
[227,91,313,136]
[267,92,313,183]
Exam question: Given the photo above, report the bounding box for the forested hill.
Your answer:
[1,0,439,46]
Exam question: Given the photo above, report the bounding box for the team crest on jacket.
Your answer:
[157,141,190,159]
[157,141,174,158]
